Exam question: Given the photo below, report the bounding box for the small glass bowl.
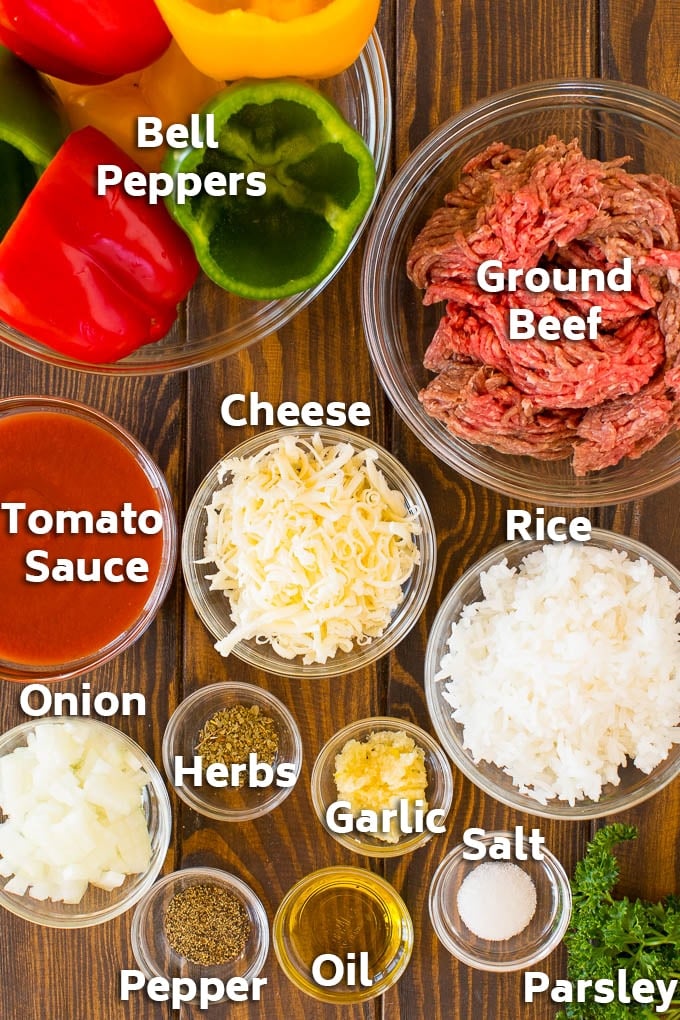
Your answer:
[162,682,303,822]
[273,865,413,1003]
[362,79,680,505]
[0,718,171,928]
[130,867,269,1001]
[428,831,571,972]
[425,528,680,820]
[310,716,453,857]
[1,33,391,376]
[0,395,177,683]
[182,426,436,678]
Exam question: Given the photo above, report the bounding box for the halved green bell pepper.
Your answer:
[162,80,376,300]
[0,45,68,237]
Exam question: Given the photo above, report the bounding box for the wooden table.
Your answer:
[1,1,679,1017]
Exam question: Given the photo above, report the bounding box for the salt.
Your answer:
[457,862,537,940]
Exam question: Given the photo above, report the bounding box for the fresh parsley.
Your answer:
[557,824,680,1019]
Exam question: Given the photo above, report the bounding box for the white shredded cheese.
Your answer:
[201,433,421,664]
[436,542,680,805]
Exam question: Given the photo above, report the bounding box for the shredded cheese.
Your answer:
[201,433,421,664]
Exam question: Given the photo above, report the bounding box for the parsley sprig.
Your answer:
[558,824,680,1019]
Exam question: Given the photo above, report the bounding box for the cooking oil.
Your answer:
[273,866,413,1003]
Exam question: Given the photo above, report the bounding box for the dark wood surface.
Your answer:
[1,2,679,1018]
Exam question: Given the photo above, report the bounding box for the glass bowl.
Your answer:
[425,528,680,820]
[162,681,303,822]
[361,79,680,505]
[1,32,391,376]
[428,830,571,972]
[310,716,453,857]
[130,867,269,1002]
[0,395,177,683]
[181,426,437,678]
[0,718,171,928]
[273,865,413,1003]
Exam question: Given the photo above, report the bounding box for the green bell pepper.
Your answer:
[0,46,68,238]
[163,80,376,300]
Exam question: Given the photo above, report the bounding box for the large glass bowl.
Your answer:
[0,32,391,375]
[428,831,571,972]
[361,79,680,505]
[425,529,680,820]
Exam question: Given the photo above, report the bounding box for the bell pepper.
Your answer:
[152,0,380,80]
[163,80,376,300]
[0,46,68,238]
[0,0,171,85]
[0,127,199,364]
[48,42,223,172]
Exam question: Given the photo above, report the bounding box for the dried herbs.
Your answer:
[195,704,279,783]
[164,883,251,966]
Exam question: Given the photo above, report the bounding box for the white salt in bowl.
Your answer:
[428,830,571,971]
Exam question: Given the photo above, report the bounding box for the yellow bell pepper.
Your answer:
[48,42,223,170]
[152,0,381,81]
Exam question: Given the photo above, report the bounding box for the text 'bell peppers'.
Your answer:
[0,127,199,364]
[0,0,171,85]
[152,0,380,81]
[0,45,67,238]
[163,80,376,300]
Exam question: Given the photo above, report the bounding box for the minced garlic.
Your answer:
[333,729,428,843]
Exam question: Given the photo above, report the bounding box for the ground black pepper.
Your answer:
[195,703,279,783]
[164,883,251,966]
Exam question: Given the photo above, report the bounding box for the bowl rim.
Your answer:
[0,717,172,928]
[181,425,437,677]
[162,681,303,821]
[425,528,680,819]
[361,77,680,506]
[0,394,178,682]
[428,829,572,972]
[0,30,392,377]
[272,864,414,1003]
[310,714,454,857]
[130,865,270,984]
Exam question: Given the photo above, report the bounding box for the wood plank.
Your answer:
[386,1,601,1018]
[599,0,680,905]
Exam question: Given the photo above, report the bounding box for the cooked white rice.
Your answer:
[436,542,680,805]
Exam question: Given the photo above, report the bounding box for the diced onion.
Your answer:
[0,721,152,904]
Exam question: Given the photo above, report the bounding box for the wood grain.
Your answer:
[1,1,680,1018]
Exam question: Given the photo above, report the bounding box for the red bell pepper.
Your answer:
[0,0,171,85]
[0,127,199,364]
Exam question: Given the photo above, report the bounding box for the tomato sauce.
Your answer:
[0,409,168,668]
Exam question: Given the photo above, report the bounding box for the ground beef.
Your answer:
[420,363,581,459]
[408,137,680,473]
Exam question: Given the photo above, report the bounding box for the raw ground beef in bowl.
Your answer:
[361,80,680,505]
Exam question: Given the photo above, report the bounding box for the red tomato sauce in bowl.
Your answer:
[0,397,177,681]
